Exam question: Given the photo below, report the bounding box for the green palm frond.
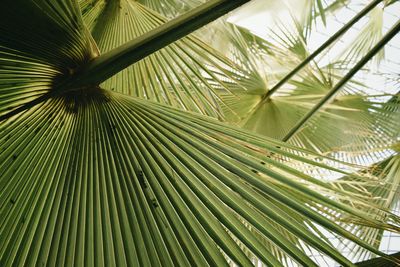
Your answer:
[138,0,205,18]
[0,0,98,117]
[329,153,400,262]
[216,12,399,165]
[2,87,400,266]
[79,0,243,118]
[301,0,328,37]
[323,0,349,14]
[339,6,385,67]
[1,0,400,266]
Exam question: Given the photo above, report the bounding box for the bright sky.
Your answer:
[229,0,400,78]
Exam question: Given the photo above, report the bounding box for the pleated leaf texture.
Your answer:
[79,0,242,118]
[1,0,400,266]
[218,22,400,165]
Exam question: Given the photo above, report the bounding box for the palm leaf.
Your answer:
[0,0,98,117]
[217,17,399,165]
[302,0,328,37]
[329,153,400,262]
[1,0,400,266]
[2,87,400,266]
[138,0,205,18]
[339,6,384,67]
[79,0,243,118]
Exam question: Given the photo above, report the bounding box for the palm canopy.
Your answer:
[214,2,399,165]
[0,0,399,266]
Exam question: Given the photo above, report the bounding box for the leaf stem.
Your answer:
[261,0,383,102]
[0,0,249,122]
[282,19,400,142]
[66,0,249,89]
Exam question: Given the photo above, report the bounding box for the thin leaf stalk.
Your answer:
[261,0,383,102]
[66,0,250,89]
[282,19,400,142]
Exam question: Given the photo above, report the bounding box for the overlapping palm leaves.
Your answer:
[137,0,205,18]
[330,153,400,262]
[209,1,400,262]
[0,0,99,117]
[0,0,399,266]
[216,3,399,166]
[79,0,241,118]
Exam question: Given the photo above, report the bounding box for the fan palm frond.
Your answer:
[339,6,385,67]
[2,86,400,266]
[79,0,245,118]
[0,0,98,117]
[1,0,399,266]
[137,0,205,18]
[216,6,399,165]
[329,153,400,262]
